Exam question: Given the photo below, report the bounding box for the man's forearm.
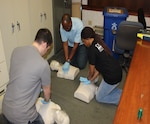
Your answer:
[69,43,79,61]
[43,85,51,102]
[63,42,69,60]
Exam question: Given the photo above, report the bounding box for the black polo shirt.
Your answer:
[88,40,122,85]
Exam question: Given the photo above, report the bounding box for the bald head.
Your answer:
[61,14,72,31]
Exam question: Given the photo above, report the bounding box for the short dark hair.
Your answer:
[61,14,71,23]
[35,28,52,47]
[81,27,95,39]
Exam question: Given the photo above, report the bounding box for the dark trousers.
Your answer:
[2,114,13,124]
[2,113,44,124]
[68,44,88,69]
[28,113,44,124]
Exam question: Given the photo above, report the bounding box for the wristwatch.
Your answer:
[67,59,70,63]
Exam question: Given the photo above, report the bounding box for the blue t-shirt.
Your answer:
[60,17,84,47]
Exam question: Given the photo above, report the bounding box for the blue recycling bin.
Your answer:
[103,7,128,58]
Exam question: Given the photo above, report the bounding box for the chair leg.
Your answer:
[118,55,131,73]
[122,65,128,73]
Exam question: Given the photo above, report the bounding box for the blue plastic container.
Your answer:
[103,7,128,58]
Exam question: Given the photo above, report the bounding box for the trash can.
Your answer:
[103,7,128,58]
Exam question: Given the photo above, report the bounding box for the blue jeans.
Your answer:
[2,113,44,124]
[2,114,13,124]
[28,113,44,124]
[69,44,88,69]
[96,79,122,105]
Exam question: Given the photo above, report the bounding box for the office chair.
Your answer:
[114,21,144,73]
[138,8,150,30]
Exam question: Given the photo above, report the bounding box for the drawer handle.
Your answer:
[0,89,5,96]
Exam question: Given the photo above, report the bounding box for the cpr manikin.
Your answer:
[74,78,99,103]
[50,60,79,80]
[36,97,70,124]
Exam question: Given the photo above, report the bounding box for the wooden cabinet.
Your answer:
[89,0,117,8]
[87,0,150,16]
[0,30,9,94]
[0,0,32,70]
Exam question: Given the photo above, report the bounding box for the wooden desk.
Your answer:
[113,40,150,124]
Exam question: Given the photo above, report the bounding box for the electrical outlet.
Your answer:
[88,20,92,25]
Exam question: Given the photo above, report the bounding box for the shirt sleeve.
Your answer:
[41,61,51,86]
[74,21,83,44]
[60,24,68,42]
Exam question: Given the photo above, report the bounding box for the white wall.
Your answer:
[82,10,104,27]
[72,0,81,2]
